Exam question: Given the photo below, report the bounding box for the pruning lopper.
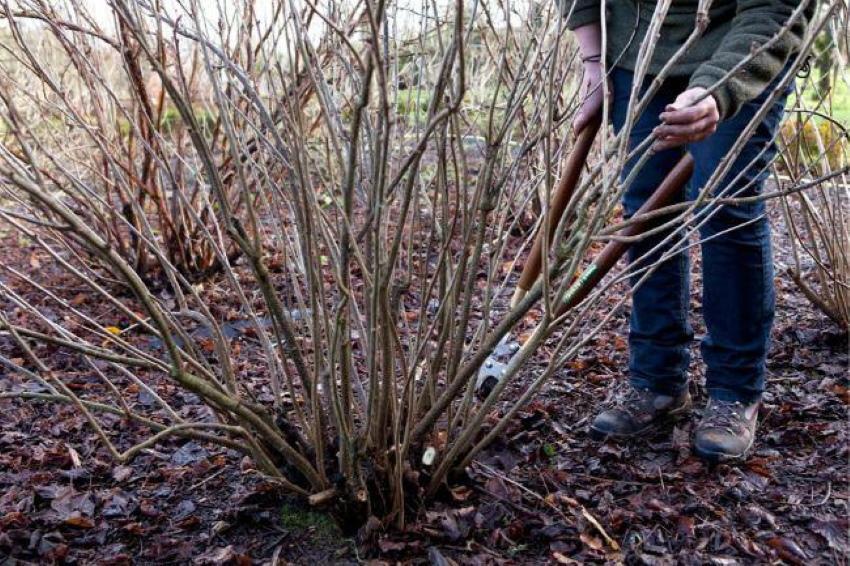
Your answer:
[476,115,695,397]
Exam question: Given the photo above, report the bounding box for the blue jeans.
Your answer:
[610,67,790,403]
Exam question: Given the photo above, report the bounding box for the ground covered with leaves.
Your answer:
[1,200,847,564]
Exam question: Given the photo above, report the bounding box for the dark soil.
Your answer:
[1,199,847,564]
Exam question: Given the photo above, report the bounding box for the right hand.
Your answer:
[574,61,608,135]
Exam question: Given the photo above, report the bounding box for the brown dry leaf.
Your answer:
[123,522,147,535]
[66,444,82,468]
[449,485,472,502]
[0,511,27,529]
[557,493,580,508]
[64,514,95,529]
[112,465,133,482]
[552,551,579,564]
[831,384,849,404]
[746,458,773,478]
[676,515,695,537]
[579,532,604,552]
[433,430,448,451]
[176,515,201,529]
[517,330,535,344]
[767,536,808,564]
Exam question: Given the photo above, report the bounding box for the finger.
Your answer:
[653,135,689,151]
[573,112,588,134]
[574,107,598,135]
[574,105,593,134]
[665,89,702,111]
[653,122,718,150]
[654,116,717,138]
[659,104,710,125]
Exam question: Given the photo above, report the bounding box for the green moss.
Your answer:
[279,502,340,539]
[395,88,430,125]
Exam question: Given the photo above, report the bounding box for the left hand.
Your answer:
[653,87,720,150]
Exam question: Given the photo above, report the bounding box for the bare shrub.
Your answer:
[0,0,844,531]
[0,2,252,280]
[777,14,850,328]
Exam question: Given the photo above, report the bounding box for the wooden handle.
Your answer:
[557,152,695,315]
[513,115,602,306]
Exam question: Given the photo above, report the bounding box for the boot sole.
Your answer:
[692,435,754,463]
[588,399,693,441]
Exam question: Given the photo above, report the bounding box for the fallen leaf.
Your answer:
[552,551,579,564]
[198,338,216,353]
[579,532,603,551]
[64,514,95,529]
[112,465,133,482]
[811,519,850,554]
[449,485,472,502]
[831,384,849,404]
[171,442,209,466]
[767,536,808,564]
[676,515,695,537]
[427,546,456,566]
[378,538,408,553]
[66,444,82,468]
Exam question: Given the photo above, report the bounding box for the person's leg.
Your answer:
[611,68,693,398]
[687,78,790,403]
[686,69,792,460]
[589,68,693,439]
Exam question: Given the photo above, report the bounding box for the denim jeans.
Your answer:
[610,67,790,404]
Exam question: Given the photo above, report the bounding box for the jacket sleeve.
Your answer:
[688,0,814,120]
[557,0,601,30]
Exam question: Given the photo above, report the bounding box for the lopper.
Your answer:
[476,115,695,397]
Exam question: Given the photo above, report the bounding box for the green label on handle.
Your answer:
[561,263,597,307]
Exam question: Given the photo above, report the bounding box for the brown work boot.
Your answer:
[589,386,692,440]
[693,398,759,462]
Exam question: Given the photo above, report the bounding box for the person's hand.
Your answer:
[653,87,720,150]
[573,61,608,135]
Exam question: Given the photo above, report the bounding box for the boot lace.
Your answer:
[701,400,745,435]
[609,387,655,419]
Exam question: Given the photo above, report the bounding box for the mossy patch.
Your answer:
[279,502,340,540]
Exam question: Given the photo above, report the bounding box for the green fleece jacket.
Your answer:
[560,0,814,119]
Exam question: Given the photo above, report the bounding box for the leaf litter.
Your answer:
[1,200,847,564]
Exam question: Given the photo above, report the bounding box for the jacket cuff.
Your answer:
[566,7,600,30]
[557,0,600,30]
